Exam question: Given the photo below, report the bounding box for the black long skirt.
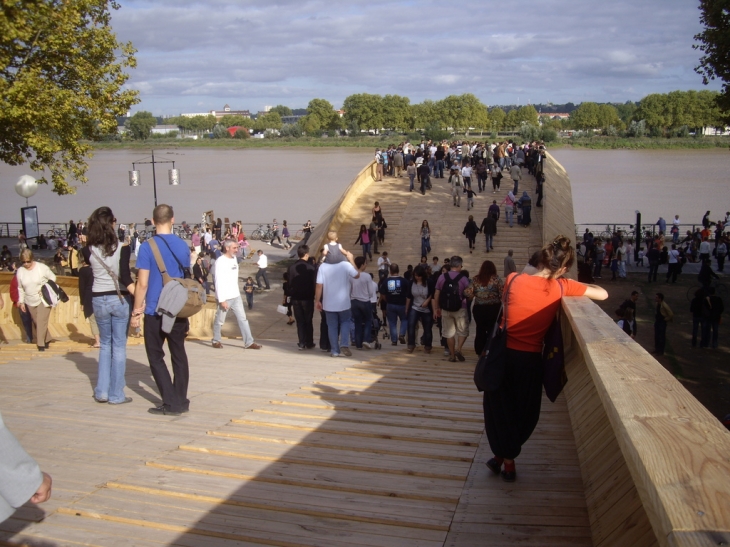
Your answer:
[483,348,543,460]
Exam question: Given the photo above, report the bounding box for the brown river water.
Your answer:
[1,147,727,227]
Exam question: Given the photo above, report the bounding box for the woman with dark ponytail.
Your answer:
[87,206,135,405]
[483,235,607,482]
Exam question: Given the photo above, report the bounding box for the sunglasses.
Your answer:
[22,260,32,264]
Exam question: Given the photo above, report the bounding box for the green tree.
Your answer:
[342,93,384,132]
[0,0,138,194]
[306,98,338,130]
[269,105,292,117]
[504,105,539,129]
[412,99,440,129]
[381,94,411,131]
[217,115,250,128]
[125,111,156,140]
[635,93,670,133]
[694,0,730,121]
[256,111,282,130]
[615,101,637,125]
[489,108,506,131]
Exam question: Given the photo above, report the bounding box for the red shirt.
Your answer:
[504,273,587,352]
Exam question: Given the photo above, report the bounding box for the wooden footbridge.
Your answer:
[0,155,728,546]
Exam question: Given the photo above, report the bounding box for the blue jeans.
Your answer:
[386,303,408,342]
[407,308,433,348]
[351,299,372,348]
[361,242,372,260]
[325,309,352,355]
[93,294,131,403]
[485,233,493,250]
[409,174,415,191]
[421,237,431,258]
[213,296,255,347]
[436,160,444,178]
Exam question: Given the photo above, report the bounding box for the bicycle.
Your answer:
[686,279,728,302]
[250,224,274,241]
[46,224,67,239]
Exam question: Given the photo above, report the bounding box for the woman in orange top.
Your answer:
[484,235,608,482]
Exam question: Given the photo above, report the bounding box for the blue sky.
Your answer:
[112,0,722,116]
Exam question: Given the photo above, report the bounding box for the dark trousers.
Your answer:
[319,311,330,351]
[245,292,254,309]
[472,303,501,355]
[292,299,314,348]
[666,263,679,283]
[648,260,659,282]
[407,307,433,348]
[483,349,543,460]
[351,299,372,348]
[256,267,270,289]
[692,316,704,347]
[654,319,667,355]
[143,314,190,412]
[18,306,34,343]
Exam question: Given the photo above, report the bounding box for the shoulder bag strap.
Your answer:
[147,238,173,285]
[154,236,186,274]
[89,248,124,301]
[501,273,523,333]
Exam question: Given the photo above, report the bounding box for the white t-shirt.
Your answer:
[257,253,268,268]
[317,261,358,312]
[377,257,390,271]
[668,249,680,264]
[369,279,379,303]
[461,166,472,178]
[214,254,241,301]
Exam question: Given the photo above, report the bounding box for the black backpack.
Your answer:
[439,272,466,312]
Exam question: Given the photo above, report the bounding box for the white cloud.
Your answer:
[110,0,723,114]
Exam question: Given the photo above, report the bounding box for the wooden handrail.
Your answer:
[562,296,730,546]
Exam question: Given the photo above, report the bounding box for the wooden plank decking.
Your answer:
[0,166,591,546]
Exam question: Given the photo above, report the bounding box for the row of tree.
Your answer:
[561,90,724,134]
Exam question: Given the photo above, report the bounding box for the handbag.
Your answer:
[542,282,566,402]
[473,274,521,392]
[41,279,69,307]
[276,305,288,315]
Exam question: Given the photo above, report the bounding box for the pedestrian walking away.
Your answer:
[131,204,192,416]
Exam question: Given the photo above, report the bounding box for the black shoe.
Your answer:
[148,404,182,416]
[501,470,516,482]
[37,346,45,352]
[305,344,316,349]
[398,335,406,345]
[486,458,502,475]
[455,351,465,362]
[44,342,50,349]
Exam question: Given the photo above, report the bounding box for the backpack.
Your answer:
[439,272,466,312]
[148,237,205,319]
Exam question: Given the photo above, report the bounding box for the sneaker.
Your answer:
[407,346,415,353]
[93,396,108,404]
[362,341,373,349]
[443,349,450,356]
[341,347,352,357]
[455,351,466,362]
[212,341,223,349]
[266,242,271,245]
[305,344,317,350]
[486,458,502,475]
[108,397,133,405]
[398,335,406,345]
[298,345,306,351]
[148,404,182,416]
[501,470,516,482]
[331,353,342,358]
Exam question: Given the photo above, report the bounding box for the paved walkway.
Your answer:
[0,167,592,547]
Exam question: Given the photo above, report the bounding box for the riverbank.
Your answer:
[89,135,730,151]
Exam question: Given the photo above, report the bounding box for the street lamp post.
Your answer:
[129,150,180,207]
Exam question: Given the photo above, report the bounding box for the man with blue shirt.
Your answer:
[130,204,191,416]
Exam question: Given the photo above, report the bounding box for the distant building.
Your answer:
[180,112,209,118]
[702,126,730,136]
[150,125,179,135]
[540,113,571,120]
[281,115,305,125]
[210,104,251,119]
